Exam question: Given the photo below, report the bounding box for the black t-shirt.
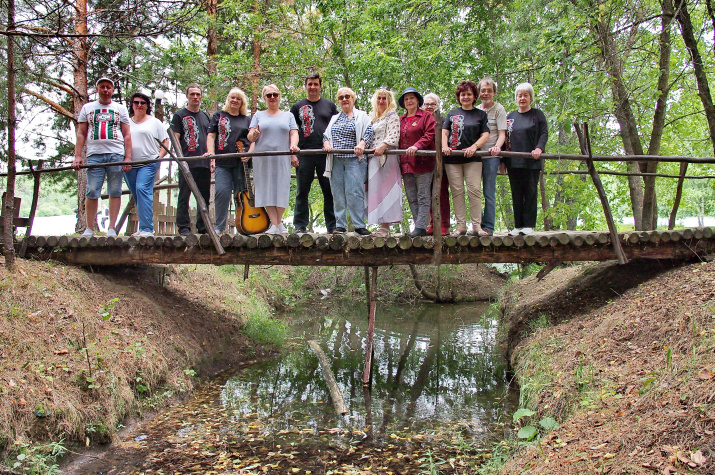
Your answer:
[442,107,489,164]
[290,98,339,150]
[208,111,251,168]
[505,108,548,170]
[170,108,211,168]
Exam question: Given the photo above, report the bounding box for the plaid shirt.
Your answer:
[325,112,374,159]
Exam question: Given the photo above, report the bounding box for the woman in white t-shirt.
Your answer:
[126,92,169,237]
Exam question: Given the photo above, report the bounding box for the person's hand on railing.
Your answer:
[405,145,418,157]
[72,156,84,170]
[532,148,543,159]
[323,141,332,153]
[441,145,452,156]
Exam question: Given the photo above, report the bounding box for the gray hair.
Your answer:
[423,93,441,106]
[479,77,498,95]
[514,83,535,103]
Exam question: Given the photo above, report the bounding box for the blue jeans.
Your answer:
[124,162,159,233]
[86,153,124,199]
[330,155,367,229]
[481,157,500,233]
[214,166,246,232]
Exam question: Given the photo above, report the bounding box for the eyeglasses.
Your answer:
[265,92,279,98]
[337,95,352,101]
[424,103,438,108]
[132,100,147,106]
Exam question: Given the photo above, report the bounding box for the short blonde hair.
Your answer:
[223,87,248,116]
[262,84,281,99]
[514,83,535,103]
[336,87,356,102]
[370,87,396,121]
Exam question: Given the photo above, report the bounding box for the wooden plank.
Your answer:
[363,266,378,387]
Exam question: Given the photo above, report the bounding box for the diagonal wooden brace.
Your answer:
[159,134,224,255]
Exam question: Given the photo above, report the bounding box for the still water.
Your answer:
[220,300,518,448]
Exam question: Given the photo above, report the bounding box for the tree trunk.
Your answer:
[641,0,674,230]
[3,0,17,269]
[592,15,651,229]
[676,0,715,157]
[206,0,218,114]
[73,0,89,232]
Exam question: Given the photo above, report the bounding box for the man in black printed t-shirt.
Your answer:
[170,84,211,236]
[290,73,339,233]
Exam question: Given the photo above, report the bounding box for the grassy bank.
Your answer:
[482,260,714,473]
[0,259,290,473]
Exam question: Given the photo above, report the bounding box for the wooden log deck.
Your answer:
[13,227,715,267]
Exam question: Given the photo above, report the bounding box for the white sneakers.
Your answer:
[509,227,535,236]
[132,231,154,238]
[106,228,117,237]
[81,228,94,238]
[266,224,288,235]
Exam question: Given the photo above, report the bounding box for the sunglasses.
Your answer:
[132,100,147,106]
[337,95,352,101]
[265,92,279,98]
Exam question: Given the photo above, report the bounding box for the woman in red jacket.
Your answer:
[398,87,435,237]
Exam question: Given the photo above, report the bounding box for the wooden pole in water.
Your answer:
[307,340,348,416]
[574,123,627,265]
[363,266,378,387]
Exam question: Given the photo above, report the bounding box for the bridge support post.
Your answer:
[574,123,628,264]
[363,266,378,387]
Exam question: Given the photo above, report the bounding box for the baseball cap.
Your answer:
[95,77,114,88]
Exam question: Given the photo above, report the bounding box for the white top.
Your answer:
[77,100,130,156]
[129,116,168,161]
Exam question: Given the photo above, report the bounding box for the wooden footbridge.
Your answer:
[14,227,715,267]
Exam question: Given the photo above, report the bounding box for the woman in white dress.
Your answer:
[366,87,401,237]
[246,84,299,234]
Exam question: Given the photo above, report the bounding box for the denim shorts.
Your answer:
[86,153,125,199]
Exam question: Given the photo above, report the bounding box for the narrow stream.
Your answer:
[222,300,518,448]
[70,299,518,473]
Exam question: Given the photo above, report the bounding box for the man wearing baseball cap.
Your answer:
[72,77,132,237]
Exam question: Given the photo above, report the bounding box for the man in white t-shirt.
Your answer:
[72,77,132,237]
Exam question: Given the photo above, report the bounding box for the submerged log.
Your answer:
[307,340,348,416]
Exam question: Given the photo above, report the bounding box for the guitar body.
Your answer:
[236,190,270,234]
[234,140,270,234]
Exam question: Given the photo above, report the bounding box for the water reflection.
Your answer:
[221,301,517,447]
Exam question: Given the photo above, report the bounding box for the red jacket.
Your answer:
[399,110,436,174]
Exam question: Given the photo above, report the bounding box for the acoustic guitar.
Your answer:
[235,141,270,234]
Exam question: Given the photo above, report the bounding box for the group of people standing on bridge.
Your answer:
[72,73,548,238]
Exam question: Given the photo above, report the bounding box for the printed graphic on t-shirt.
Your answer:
[90,109,120,141]
[218,115,231,151]
[182,116,200,152]
[299,105,315,138]
[505,118,514,151]
[449,114,465,149]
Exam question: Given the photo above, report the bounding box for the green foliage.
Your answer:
[241,309,286,347]
[7,440,65,475]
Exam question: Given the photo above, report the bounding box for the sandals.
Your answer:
[450,227,467,237]
[374,227,390,238]
[471,226,489,237]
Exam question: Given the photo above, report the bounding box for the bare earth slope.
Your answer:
[501,260,715,473]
